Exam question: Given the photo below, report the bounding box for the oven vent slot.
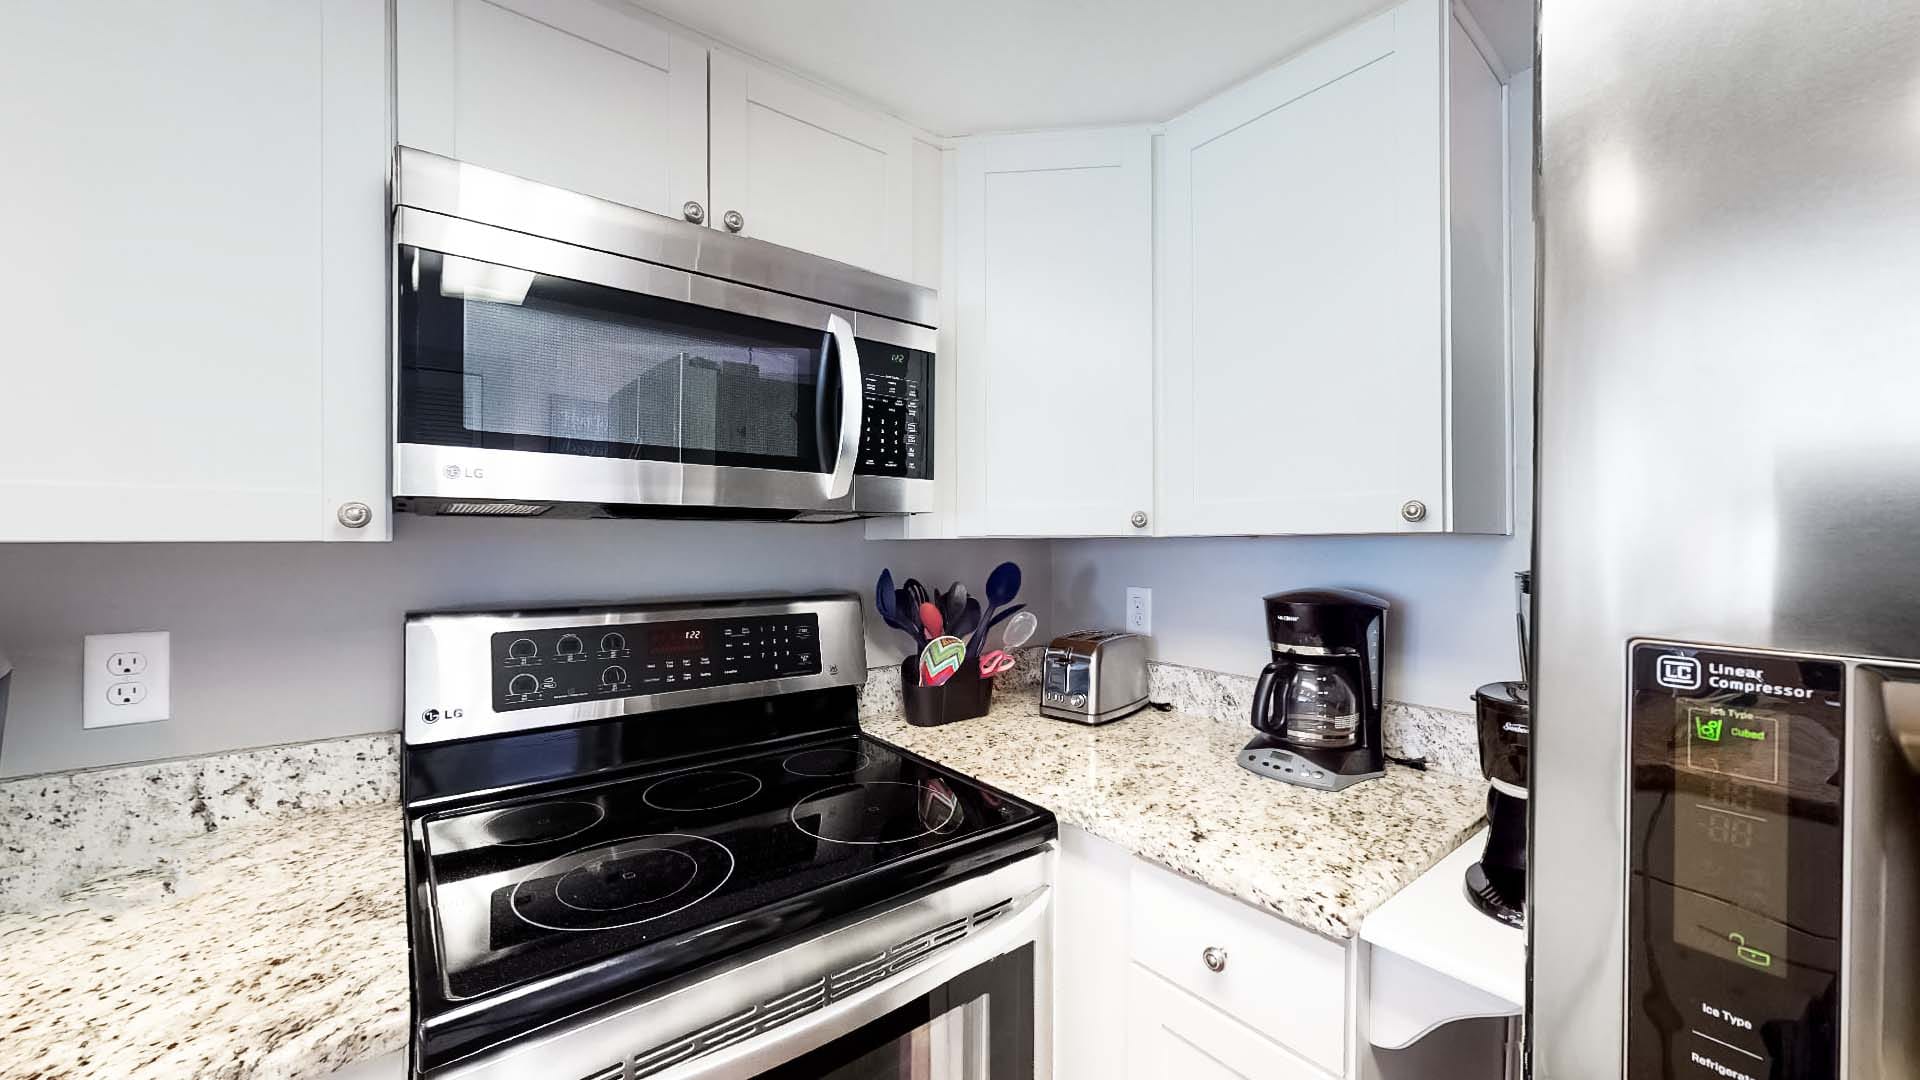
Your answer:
[627,896,1016,1078]
[575,1068,623,1080]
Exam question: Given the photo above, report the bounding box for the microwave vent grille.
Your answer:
[435,501,550,517]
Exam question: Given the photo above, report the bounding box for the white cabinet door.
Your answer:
[709,52,917,279]
[397,0,708,221]
[953,130,1155,537]
[0,0,389,542]
[1158,0,1445,535]
[1127,964,1338,1080]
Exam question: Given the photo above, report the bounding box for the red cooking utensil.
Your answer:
[918,601,944,639]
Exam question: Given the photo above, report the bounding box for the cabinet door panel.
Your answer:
[397,0,707,220]
[709,52,914,278]
[1159,0,1444,535]
[0,0,388,541]
[954,131,1154,537]
[1126,964,1337,1080]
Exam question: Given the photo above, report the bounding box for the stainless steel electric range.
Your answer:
[401,593,1056,1080]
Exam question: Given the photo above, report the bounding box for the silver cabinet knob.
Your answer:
[722,209,745,233]
[1130,510,1149,529]
[336,501,372,529]
[1202,946,1228,973]
[1400,499,1428,523]
[682,200,706,225]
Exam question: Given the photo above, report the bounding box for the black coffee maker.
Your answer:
[1240,589,1387,791]
[1465,570,1532,928]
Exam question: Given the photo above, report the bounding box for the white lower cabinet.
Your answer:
[1053,826,1349,1080]
[1127,964,1337,1080]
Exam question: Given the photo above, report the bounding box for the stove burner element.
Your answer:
[790,780,962,846]
[478,800,605,847]
[511,834,735,932]
[557,846,697,911]
[641,770,764,812]
[782,748,872,777]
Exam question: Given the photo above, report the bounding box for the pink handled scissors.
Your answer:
[978,650,1016,678]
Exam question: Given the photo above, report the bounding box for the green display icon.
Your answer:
[1728,932,1771,969]
[1695,714,1724,742]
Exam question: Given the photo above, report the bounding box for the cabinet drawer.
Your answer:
[1128,860,1348,1074]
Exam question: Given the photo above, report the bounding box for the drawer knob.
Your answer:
[1201,946,1228,973]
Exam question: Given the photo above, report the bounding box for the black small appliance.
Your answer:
[1240,588,1388,791]
[1465,570,1531,928]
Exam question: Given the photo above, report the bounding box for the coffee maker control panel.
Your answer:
[1625,642,1844,1080]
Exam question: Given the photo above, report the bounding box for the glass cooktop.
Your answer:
[421,733,1046,1001]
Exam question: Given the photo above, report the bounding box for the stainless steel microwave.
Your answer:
[390,149,934,521]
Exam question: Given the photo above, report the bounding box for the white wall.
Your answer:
[1050,70,1536,712]
[0,517,1049,777]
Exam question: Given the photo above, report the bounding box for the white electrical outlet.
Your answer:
[83,631,171,728]
[1126,587,1152,635]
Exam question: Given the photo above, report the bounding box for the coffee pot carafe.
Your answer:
[1240,589,1388,791]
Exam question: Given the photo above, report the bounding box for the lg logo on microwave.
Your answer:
[443,464,487,480]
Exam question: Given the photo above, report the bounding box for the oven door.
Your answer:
[428,849,1051,1080]
[394,210,865,516]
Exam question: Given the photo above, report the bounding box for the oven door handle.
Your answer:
[823,313,863,501]
[656,884,1051,1080]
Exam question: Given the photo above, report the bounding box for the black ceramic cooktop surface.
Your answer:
[421,733,1047,1003]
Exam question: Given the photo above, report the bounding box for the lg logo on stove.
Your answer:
[421,707,465,724]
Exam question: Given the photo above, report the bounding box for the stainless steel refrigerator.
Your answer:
[1532,1,1920,1077]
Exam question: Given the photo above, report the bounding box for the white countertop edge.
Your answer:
[1359,826,1524,1008]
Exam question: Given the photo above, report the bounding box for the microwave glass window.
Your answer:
[398,248,834,474]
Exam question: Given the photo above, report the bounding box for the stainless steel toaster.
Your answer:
[1040,630,1149,725]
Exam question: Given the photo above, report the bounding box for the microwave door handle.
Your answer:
[824,314,863,501]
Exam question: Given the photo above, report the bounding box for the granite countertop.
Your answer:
[0,800,408,1080]
[865,691,1488,940]
[0,666,1482,1080]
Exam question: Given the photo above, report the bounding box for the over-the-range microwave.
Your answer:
[391,149,933,521]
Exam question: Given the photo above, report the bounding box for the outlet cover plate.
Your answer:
[83,631,171,728]
[1126,587,1152,635]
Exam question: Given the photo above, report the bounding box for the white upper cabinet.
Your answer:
[1157,0,1510,536]
[397,0,709,223]
[709,52,919,280]
[0,0,390,542]
[952,130,1155,537]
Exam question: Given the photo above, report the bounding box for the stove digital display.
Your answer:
[489,613,821,711]
[647,626,708,656]
[1626,642,1844,1080]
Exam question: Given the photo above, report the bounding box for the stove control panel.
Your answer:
[491,614,821,712]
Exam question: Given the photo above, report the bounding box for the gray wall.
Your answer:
[1050,71,1536,712]
[0,517,1050,777]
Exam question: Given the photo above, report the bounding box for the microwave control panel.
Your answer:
[491,614,821,711]
[856,341,931,480]
[1625,641,1844,1080]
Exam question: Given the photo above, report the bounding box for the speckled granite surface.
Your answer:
[866,691,1487,940]
[0,801,408,1080]
[0,657,1479,1080]
[1,733,399,910]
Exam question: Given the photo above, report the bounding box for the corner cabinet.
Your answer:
[951,130,1156,537]
[1155,0,1512,536]
[0,0,390,542]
